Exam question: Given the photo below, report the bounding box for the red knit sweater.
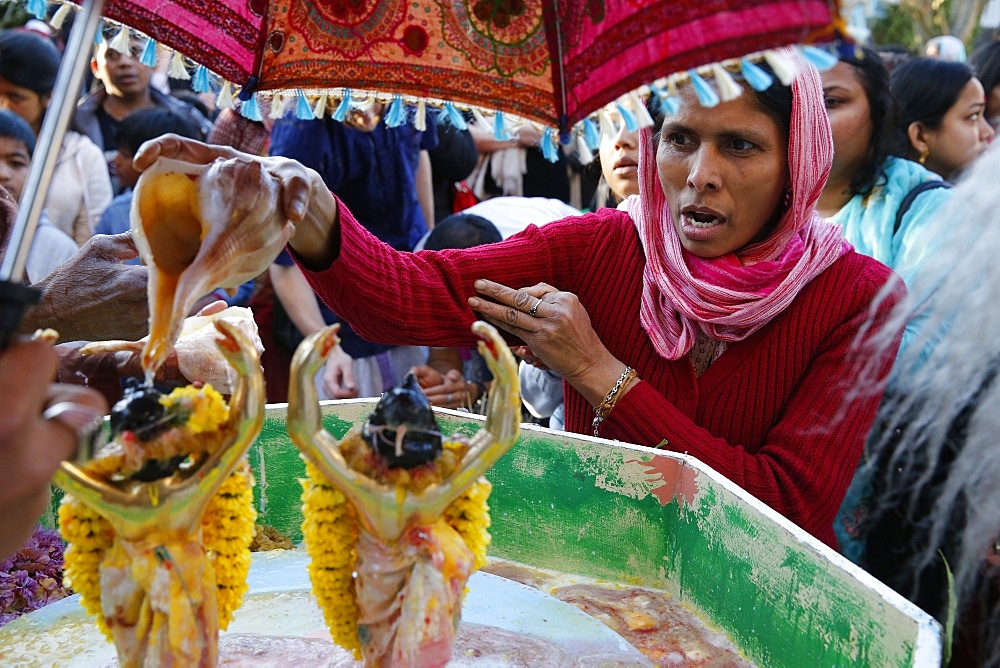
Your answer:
[302,204,905,547]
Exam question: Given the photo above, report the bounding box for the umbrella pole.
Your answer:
[0,0,106,347]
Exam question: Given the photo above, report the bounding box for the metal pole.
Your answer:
[0,0,106,283]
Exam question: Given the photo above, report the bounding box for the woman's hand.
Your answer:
[468,279,630,406]
[133,134,339,269]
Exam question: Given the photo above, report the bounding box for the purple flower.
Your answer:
[0,526,71,626]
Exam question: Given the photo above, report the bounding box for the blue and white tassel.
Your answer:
[239,93,262,121]
[269,94,285,120]
[541,127,558,163]
[575,132,594,166]
[740,57,774,91]
[108,26,131,55]
[442,101,467,130]
[629,91,655,129]
[50,3,73,30]
[216,81,234,111]
[710,64,743,102]
[168,51,190,80]
[313,93,328,118]
[494,111,511,141]
[582,116,601,151]
[470,107,492,134]
[414,99,427,132]
[385,94,407,128]
[615,101,637,132]
[797,45,838,71]
[688,69,720,108]
[598,109,616,140]
[139,38,158,67]
[657,78,682,115]
[26,0,47,20]
[332,89,352,122]
[192,65,212,94]
[295,90,314,120]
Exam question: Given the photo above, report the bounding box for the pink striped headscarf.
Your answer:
[625,49,851,361]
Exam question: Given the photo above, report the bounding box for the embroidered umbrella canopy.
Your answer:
[48,0,841,133]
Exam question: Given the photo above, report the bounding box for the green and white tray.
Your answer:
[30,400,941,667]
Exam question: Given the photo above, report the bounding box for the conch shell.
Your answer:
[80,306,264,394]
[132,157,288,375]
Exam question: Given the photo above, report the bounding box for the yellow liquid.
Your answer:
[138,171,204,375]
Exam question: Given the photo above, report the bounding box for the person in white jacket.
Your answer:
[0,30,112,245]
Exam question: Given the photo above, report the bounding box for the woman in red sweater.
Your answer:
[136,51,904,548]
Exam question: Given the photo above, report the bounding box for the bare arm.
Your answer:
[468,122,540,154]
[269,263,357,397]
[269,263,326,336]
[416,150,435,230]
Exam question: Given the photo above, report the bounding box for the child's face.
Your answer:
[113,147,140,189]
[0,136,30,202]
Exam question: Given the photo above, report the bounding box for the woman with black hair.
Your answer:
[821,48,958,563]
[819,47,952,355]
[891,57,994,181]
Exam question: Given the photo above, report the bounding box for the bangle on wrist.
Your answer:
[592,366,637,437]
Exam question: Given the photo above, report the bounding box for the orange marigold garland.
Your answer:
[445,478,492,571]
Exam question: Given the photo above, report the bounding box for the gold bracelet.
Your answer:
[592,366,638,437]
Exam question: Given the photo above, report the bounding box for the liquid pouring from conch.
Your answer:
[130,157,291,377]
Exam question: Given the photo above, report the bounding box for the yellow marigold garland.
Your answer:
[301,461,361,658]
[201,462,257,629]
[58,466,256,635]
[159,383,229,434]
[444,478,492,571]
[58,496,113,640]
[58,383,255,634]
[301,440,494,654]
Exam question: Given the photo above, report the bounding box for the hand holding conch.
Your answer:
[131,134,335,375]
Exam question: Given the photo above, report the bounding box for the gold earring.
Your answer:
[918,147,929,165]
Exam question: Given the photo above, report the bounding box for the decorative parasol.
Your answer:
[41,0,843,135]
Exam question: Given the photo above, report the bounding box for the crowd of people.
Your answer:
[1,17,999,664]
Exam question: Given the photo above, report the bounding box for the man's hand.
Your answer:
[24,233,148,342]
